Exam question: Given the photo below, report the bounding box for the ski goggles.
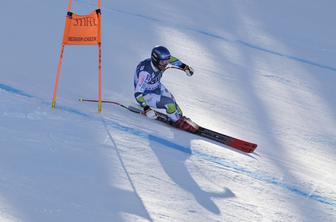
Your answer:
[159,59,170,66]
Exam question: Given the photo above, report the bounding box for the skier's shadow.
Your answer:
[148,127,235,214]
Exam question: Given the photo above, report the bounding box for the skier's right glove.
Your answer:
[182,65,194,76]
[143,105,157,119]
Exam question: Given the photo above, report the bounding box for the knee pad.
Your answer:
[165,103,177,114]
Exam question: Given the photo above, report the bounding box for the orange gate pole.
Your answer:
[67,0,73,12]
[98,43,102,112]
[97,0,102,112]
[52,44,65,110]
[52,0,71,110]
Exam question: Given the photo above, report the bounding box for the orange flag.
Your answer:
[63,10,101,45]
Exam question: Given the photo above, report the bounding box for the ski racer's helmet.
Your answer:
[151,46,171,70]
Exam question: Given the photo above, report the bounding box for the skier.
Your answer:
[133,46,198,132]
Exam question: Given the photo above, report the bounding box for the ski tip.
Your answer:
[249,145,258,153]
[79,98,83,102]
[229,139,257,153]
[246,144,257,153]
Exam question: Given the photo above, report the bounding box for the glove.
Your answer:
[183,65,194,76]
[135,94,146,107]
[143,105,157,119]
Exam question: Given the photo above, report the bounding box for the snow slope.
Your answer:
[0,0,335,221]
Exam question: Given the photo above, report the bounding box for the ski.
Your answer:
[196,127,257,153]
[128,106,257,153]
[79,98,257,153]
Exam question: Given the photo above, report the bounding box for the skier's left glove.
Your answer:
[183,65,194,76]
[135,94,147,107]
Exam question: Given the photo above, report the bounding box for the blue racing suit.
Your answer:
[133,57,186,122]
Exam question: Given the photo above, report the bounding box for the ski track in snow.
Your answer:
[1,83,335,209]
[77,0,336,73]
